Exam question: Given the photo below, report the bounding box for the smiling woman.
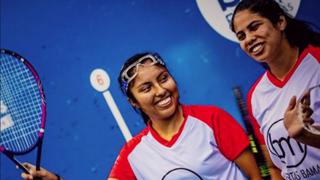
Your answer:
[108,52,263,180]
[230,0,320,179]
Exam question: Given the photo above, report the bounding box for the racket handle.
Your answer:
[3,150,30,174]
[34,138,44,180]
[36,138,43,170]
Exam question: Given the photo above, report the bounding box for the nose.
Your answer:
[154,83,166,97]
[246,33,256,47]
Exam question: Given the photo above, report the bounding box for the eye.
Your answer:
[159,73,169,83]
[138,84,151,93]
[236,32,246,41]
[249,22,261,31]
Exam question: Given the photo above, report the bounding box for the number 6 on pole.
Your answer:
[90,68,132,142]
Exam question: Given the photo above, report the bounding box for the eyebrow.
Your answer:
[133,69,168,89]
[247,20,261,28]
[156,70,169,80]
[236,20,261,34]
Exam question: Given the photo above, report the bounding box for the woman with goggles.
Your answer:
[231,0,320,179]
[108,52,262,179]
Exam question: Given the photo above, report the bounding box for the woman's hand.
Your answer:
[284,91,314,138]
[20,162,62,180]
[284,91,320,148]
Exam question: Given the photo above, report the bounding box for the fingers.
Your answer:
[299,90,311,105]
[35,167,48,177]
[284,96,300,133]
[287,96,297,111]
[22,162,35,171]
[299,95,313,120]
[19,162,47,180]
[301,107,313,118]
[19,163,34,180]
[284,91,315,138]
[21,172,34,180]
[303,117,315,125]
[297,89,313,121]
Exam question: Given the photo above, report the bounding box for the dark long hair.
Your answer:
[118,52,168,125]
[230,0,320,51]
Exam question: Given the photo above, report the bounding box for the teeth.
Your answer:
[252,44,262,53]
[158,97,171,106]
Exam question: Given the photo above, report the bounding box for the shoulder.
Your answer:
[183,104,230,123]
[109,128,149,179]
[120,128,149,155]
[248,73,266,97]
[302,45,320,62]
[183,104,226,117]
[247,73,268,116]
[182,104,237,127]
[247,72,269,107]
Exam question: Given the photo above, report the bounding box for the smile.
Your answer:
[249,43,264,55]
[156,96,172,107]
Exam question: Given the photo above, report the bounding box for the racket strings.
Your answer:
[1,54,42,152]
[1,57,41,151]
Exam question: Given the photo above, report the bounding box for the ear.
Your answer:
[277,15,287,31]
[128,98,140,109]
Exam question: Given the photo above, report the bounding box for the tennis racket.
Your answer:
[232,86,270,179]
[0,49,46,175]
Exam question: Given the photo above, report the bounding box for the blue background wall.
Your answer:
[1,0,319,179]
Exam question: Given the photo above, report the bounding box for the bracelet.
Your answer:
[54,173,61,180]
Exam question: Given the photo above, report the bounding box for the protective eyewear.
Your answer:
[121,53,165,92]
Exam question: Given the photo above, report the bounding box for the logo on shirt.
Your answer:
[162,168,202,180]
[196,0,301,42]
[266,119,307,168]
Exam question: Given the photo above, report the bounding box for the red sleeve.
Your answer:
[247,79,266,145]
[308,45,320,62]
[212,107,250,161]
[108,129,149,179]
[108,143,136,180]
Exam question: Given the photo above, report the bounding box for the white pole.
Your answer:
[90,69,132,142]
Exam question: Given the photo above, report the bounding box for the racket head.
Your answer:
[0,49,46,155]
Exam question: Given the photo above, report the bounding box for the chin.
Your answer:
[251,53,268,63]
[253,57,266,63]
[161,104,179,119]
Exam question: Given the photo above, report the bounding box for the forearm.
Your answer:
[294,127,320,148]
[267,166,283,180]
[234,148,262,180]
[261,145,283,180]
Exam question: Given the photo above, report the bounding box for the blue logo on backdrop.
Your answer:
[196,0,301,42]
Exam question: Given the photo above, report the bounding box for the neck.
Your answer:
[150,105,184,141]
[268,42,299,81]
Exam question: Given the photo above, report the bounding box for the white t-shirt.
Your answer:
[109,105,249,180]
[247,45,320,180]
